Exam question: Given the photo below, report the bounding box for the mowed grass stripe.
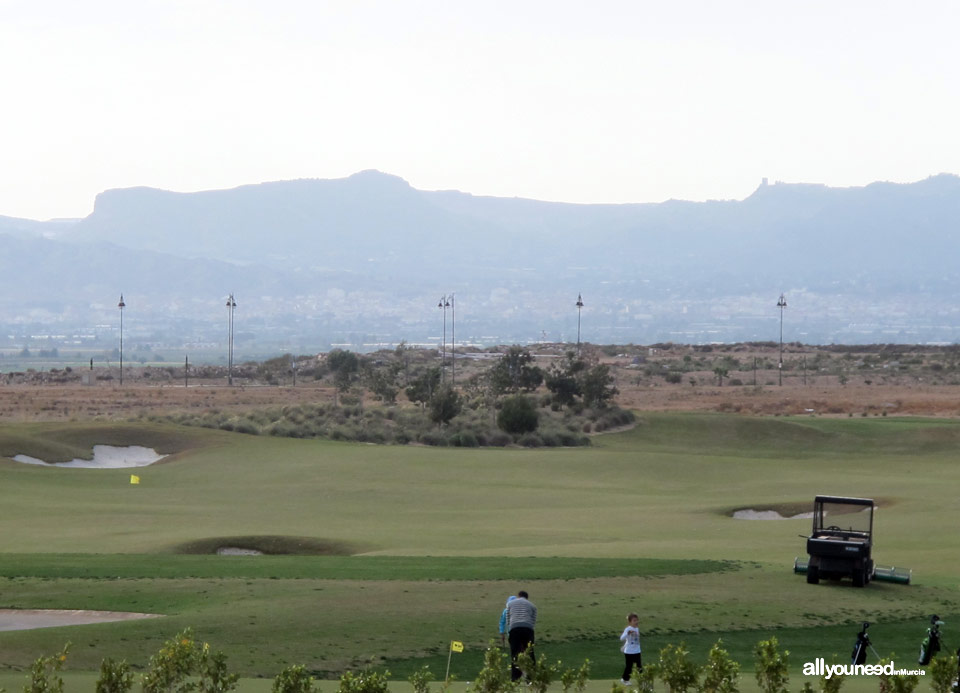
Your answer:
[0,554,733,580]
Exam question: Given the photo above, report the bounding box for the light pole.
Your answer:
[576,293,584,354]
[226,293,236,386]
[438,295,450,383]
[118,294,125,385]
[450,294,456,387]
[777,293,787,386]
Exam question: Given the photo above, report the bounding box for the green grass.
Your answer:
[0,555,730,581]
[2,413,959,684]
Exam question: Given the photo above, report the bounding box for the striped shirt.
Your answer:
[505,597,537,631]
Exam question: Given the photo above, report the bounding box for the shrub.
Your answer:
[559,660,590,693]
[337,669,390,693]
[469,643,516,693]
[96,658,134,693]
[25,643,70,693]
[497,395,539,434]
[272,665,315,693]
[518,433,543,447]
[408,666,435,693]
[927,655,955,693]
[450,431,479,447]
[701,639,740,693]
[753,637,789,693]
[878,656,919,693]
[657,642,700,693]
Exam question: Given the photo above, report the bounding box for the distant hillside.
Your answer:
[3,171,960,349]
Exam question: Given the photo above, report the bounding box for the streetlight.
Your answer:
[117,294,125,385]
[576,293,584,354]
[450,293,456,387]
[226,293,237,386]
[438,295,450,383]
[777,293,787,386]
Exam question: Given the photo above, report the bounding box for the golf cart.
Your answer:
[803,495,875,587]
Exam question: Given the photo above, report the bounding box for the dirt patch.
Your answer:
[0,609,162,632]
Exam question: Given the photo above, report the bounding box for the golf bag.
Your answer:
[852,622,871,666]
[919,615,943,666]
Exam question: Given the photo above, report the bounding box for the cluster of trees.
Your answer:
[319,345,619,436]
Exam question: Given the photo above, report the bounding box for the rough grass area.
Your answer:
[0,555,734,580]
[146,401,636,448]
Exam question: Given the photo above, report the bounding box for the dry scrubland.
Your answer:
[3,342,960,421]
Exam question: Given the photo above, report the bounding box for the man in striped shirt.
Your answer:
[505,590,538,681]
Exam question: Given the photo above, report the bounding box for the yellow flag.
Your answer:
[450,641,464,653]
[130,475,140,485]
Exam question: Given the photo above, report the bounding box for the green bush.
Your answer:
[657,642,700,693]
[336,669,390,693]
[95,658,134,693]
[272,665,315,693]
[753,637,788,693]
[497,395,539,434]
[25,643,70,693]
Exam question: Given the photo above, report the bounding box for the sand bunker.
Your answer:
[0,609,162,632]
[13,445,165,468]
[733,509,814,520]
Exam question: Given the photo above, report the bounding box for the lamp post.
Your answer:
[450,294,456,387]
[777,293,787,386]
[226,293,236,386]
[438,295,450,383]
[118,294,125,385]
[576,293,584,354]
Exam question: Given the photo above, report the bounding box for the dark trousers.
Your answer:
[622,652,643,681]
[508,627,535,681]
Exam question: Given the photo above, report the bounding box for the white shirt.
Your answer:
[620,625,641,654]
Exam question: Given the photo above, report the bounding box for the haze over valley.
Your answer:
[3,170,960,363]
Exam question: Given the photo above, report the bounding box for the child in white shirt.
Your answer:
[619,612,642,684]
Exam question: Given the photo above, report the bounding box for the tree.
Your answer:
[364,361,401,404]
[488,347,544,396]
[326,349,360,405]
[497,395,539,434]
[544,352,585,408]
[713,366,729,386]
[581,363,618,407]
[405,367,441,410]
[429,385,462,425]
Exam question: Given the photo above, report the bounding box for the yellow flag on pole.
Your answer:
[450,641,464,653]
[130,475,140,485]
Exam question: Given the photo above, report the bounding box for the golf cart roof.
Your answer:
[814,495,874,507]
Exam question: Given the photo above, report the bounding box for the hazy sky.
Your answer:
[2,0,959,220]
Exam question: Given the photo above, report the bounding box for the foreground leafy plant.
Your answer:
[658,643,700,693]
[272,665,316,693]
[24,643,70,693]
[95,657,134,693]
[753,637,789,693]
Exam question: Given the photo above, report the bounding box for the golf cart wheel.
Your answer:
[853,569,866,587]
[806,564,820,585]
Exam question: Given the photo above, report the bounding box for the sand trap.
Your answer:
[13,445,165,468]
[733,509,815,520]
[0,609,162,632]
[216,547,264,555]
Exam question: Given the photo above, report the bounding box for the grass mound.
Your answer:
[173,535,357,556]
